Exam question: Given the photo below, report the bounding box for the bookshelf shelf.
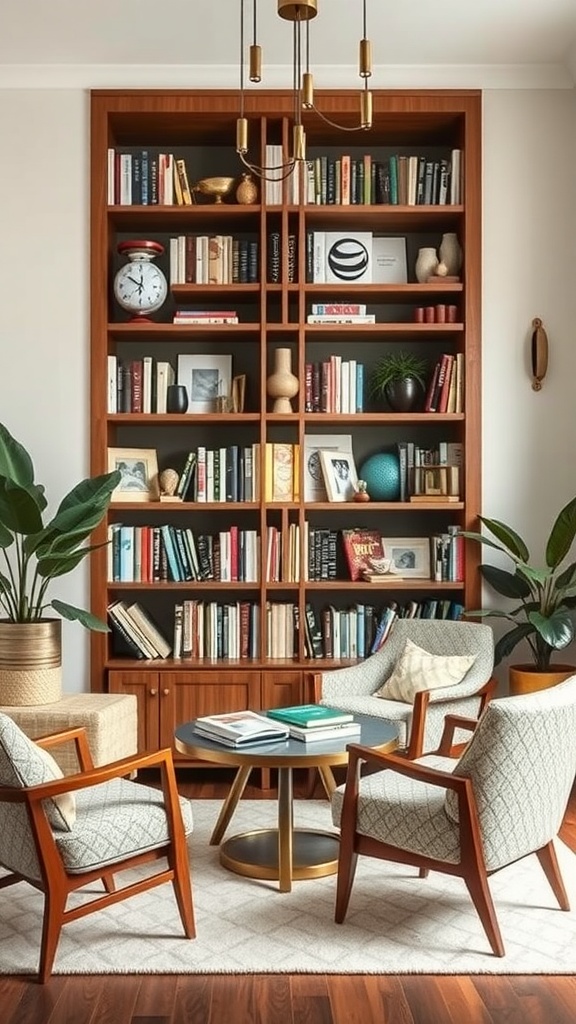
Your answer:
[91,88,481,760]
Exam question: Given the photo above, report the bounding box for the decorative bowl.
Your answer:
[193,176,236,204]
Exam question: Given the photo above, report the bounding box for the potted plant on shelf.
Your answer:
[0,422,121,706]
[460,496,576,694]
[369,351,427,412]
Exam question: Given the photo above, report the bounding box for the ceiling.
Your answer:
[2,1,576,84]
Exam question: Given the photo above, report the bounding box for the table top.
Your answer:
[174,712,398,769]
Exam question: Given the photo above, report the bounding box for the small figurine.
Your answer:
[353,479,371,503]
[159,468,179,497]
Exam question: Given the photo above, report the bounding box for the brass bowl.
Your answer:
[193,176,236,204]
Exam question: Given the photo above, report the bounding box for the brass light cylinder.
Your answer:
[236,117,249,154]
[293,123,306,161]
[359,38,372,77]
[302,72,314,108]
[278,0,318,20]
[360,90,373,129]
[249,44,262,83]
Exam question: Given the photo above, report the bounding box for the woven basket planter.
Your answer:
[0,620,62,706]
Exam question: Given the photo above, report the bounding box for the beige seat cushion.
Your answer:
[34,744,77,828]
[375,638,476,703]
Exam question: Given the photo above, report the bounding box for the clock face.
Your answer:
[114,259,168,314]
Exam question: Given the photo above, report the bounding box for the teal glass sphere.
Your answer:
[359,452,401,501]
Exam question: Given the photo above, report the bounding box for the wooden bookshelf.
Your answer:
[90,88,482,760]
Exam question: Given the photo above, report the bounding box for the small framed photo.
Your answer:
[108,448,160,502]
[381,537,430,578]
[319,449,358,503]
[177,353,232,413]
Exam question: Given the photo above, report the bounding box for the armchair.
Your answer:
[311,620,496,758]
[0,712,195,982]
[331,675,576,956]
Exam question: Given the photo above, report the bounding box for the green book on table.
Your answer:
[266,704,354,729]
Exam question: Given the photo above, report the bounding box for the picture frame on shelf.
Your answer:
[319,449,358,503]
[381,537,431,578]
[304,434,353,502]
[108,447,160,502]
[177,353,232,413]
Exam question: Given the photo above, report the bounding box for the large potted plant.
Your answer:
[0,423,121,705]
[369,351,427,412]
[460,497,576,693]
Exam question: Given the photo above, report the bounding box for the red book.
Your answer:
[229,525,239,582]
[437,354,454,413]
[424,361,440,412]
[341,529,385,582]
[130,360,143,413]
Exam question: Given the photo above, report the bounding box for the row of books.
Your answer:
[108,600,172,659]
[266,524,301,584]
[107,150,191,206]
[304,358,365,414]
[173,600,260,660]
[268,232,296,284]
[302,150,462,207]
[169,235,259,285]
[107,357,174,415]
[431,529,465,583]
[173,310,239,325]
[305,602,398,661]
[397,441,463,503]
[108,523,260,584]
[424,352,465,414]
[175,445,260,504]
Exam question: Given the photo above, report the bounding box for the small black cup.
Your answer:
[166,384,189,414]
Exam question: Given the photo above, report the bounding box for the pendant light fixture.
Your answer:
[236,0,373,180]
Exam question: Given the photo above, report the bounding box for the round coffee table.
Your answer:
[174,712,398,892]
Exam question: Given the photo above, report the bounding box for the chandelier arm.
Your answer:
[238,151,298,183]
[307,103,372,132]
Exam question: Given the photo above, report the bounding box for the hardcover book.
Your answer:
[341,528,385,582]
[289,722,361,742]
[193,710,289,747]
[267,704,354,728]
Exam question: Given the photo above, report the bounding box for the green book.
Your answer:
[266,704,354,729]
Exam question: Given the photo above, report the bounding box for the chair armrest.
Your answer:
[435,714,480,755]
[345,742,466,792]
[35,726,94,771]
[404,674,497,760]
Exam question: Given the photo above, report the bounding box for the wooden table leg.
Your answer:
[277,766,294,893]
[209,764,252,845]
[318,765,337,798]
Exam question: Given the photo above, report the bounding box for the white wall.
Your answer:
[0,85,574,691]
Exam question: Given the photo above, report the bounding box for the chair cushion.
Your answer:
[55,776,194,873]
[375,639,476,703]
[34,744,76,828]
[0,712,74,831]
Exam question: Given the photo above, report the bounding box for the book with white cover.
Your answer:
[193,710,289,747]
[289,722,361,742]
[372,236,408,284]
[323,232,372,284]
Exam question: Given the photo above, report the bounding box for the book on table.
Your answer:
[266,704,354,729]
[289,722,361,743]
[193,710,289,747]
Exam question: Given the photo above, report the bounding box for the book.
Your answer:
[193,710,289,747]
[266,704,354,729]
[341,528,385,582]
[289,722,361,743]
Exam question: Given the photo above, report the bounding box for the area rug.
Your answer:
[1,799,576,976]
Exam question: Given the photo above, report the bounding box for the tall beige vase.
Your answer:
[266,348,299,413]
[0,620,62,706]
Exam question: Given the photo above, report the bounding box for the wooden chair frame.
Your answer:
[335,714,570,956]
[0,725,195,983]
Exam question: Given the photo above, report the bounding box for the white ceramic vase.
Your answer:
[439,233,463,275]
[415,247,439,283]
[266,348,299,413]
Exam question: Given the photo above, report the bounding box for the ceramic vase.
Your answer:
[415,247,439,283]
[236,173,258,205]
[266,348,299,413]
[439,233,462,276]
[166,384,189,413]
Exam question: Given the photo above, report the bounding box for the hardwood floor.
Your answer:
[3,769,576,1024]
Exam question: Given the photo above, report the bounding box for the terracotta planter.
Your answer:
[0,620,62,706]
[508,663,576,696]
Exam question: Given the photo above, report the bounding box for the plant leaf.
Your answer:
[458,530,510,554]
[479,564,532,599]
[36,548,93,578]
[0,480,44,535]
[50,599,110,632]
[0,423,35,487]
[494,622,535,664]
[55,471,121,518]
[546,496,576,568]
[477,516,530,561]
[528,608,574,650]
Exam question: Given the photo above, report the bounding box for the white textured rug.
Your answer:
[2,799,576,976]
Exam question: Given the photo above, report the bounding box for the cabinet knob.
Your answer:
[149,688,158,696]
[162,688,170,696]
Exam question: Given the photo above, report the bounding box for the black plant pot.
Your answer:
[166,384,189,414]
[384,377,423,412]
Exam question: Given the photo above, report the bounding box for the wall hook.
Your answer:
[531,317,548,391]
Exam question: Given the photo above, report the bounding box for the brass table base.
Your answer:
[220,828,340,882]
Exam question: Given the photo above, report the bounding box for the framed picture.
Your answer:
[304,434,354,502]
[381,537,430,578]
[108,448,160,502]
[177,353,232,413]
[319,449,358,503]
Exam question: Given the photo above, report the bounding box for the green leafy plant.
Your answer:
[369,351,427,398]
[460,497,576,670]
[0,423,121,631]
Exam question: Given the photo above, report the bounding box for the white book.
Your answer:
[324,232,372,285]
[450,149,462,204]
[341,361,350,414]
[119,154,132,205]
[107,355,117,413]
[219,530,231,582]
[194,710,288,747]
[348,359,357,415]
[107,148,116,204]
[127,602,172,658]
[172,603,183,659]
[206,448,215,502]
[196,446,207,502]
[142,356,153,414]
[313,232,326,283]
[169,236,179,286]
[156,361,175,414]
[372,236,408,284]
[307,315,376,324]
[289,722,361,742]
[219,447,228,502]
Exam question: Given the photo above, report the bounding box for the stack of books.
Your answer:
[107,600,172,660]
[193,710,289,748]
[266,704,361,743]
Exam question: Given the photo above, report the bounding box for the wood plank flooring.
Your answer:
[3,768,576,1024]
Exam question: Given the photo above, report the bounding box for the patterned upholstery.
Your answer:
[318,620,494,751]
[0,712,72,830]
[331,675,576,872]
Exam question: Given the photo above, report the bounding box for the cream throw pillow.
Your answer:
[375,638,476,704]
[35,744,77,829]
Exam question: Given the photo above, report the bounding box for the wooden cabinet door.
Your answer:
[158,670,262,753]
[261,670,303,711]
[108,670,160,752]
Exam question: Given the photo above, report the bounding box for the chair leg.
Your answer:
[334,835,359,925]
[101,872,116,894]
[536,841,570,911]
[39,887,67,983]
[463,866,505,957]
[419,867,429,878]
[171,849,196,939]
